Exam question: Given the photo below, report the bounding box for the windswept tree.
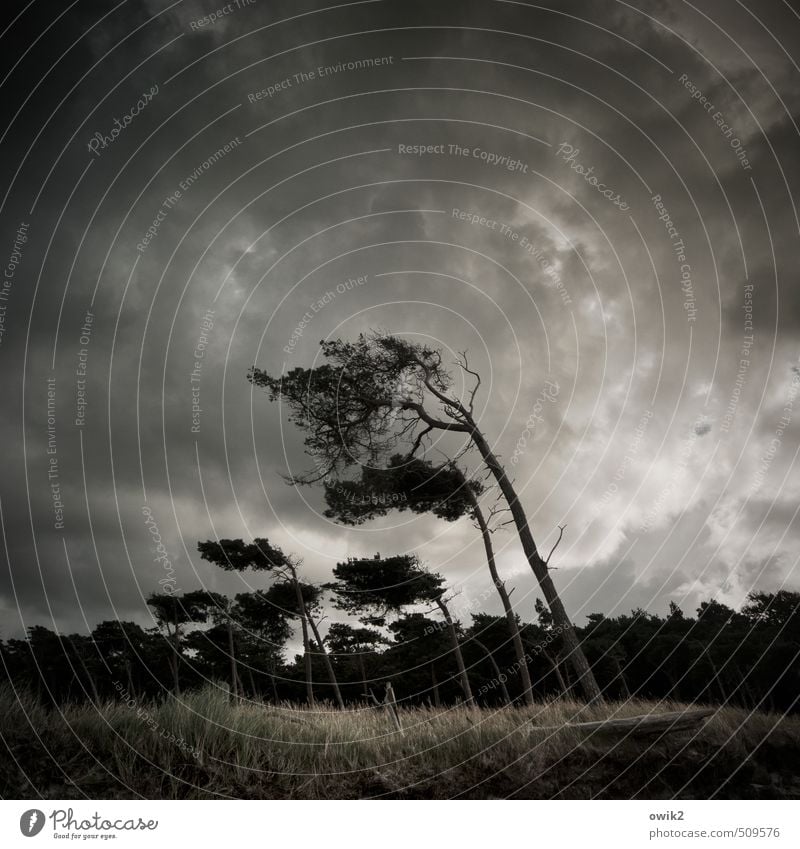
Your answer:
[91,620,149,699]
[532,597,569,696]
[261,578,344,707]
[197,538,344,707]
[235,590,293,698]
[328,553,474,704]
[180,590,244,699]
[250,333,601,700]
[386,613,459,706]
[325,623,388,699]
[146,592,208,696]
[324,454,534,704]
[466,613,522,705]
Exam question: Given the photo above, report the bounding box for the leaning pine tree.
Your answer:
[327,553,474,705]
[323,454,535,705]
[197,537,344,708]
[249,333,602,701]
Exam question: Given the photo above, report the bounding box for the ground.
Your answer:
[2,687,797,799]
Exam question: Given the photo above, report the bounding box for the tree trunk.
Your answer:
[169,602,181,698]
[435,596,474,705]
[612,655,630,699]
[464,480,534,705]
[288,568,314,706]
[664,667,681,701]
[357,652,368,702]
[385,681,403,732]
[735,665,756,709]
[72,642,100,705]
[430,663,441,707]
[559,649,574,692]
[306,615,345,709]
[124,656,136,700]
[468,427,603,702]
[169,644,180,696]
[227,619,240,701]
[556,708,714,737]
[170,644,180,696]
[542,647,567,697]
[705,650,727,703]
[473,637,511,705]
[269,659,279,702]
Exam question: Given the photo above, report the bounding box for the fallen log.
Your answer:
[533,708,715,738]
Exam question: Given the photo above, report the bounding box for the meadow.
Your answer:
[2,685,797,800]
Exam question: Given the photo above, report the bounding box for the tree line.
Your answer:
[1,564,797,713]
[4,332,796,712]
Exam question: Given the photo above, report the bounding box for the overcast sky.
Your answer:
[1,0,798,640]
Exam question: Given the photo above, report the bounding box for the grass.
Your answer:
[1,685,798,799]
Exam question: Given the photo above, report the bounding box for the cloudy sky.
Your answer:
[1,0,799,640]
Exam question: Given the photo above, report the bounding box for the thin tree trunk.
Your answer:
[306,615,345,709]
[430,663,441,707]
[464,479,534,705]
[468,427,602,702]
[169,602,181,697]
[473,637,511,705]
[435,596,474,705]
[665,668,681,701]
[269,659,279,702]
[367,682,403,732]
[357,652,368,702]
[124,656,136,700]
[288,567,314,706]
[227,619,240,700]
[542,647,567,697]
[84,662,100,705]
[384,681,402,732]
[736,666,756,709]
[612,655,630,699]
[171,645,180,696]
[71,642,100,705]
[705,650,727,703]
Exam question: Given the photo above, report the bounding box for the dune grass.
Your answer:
[1,685,798,799]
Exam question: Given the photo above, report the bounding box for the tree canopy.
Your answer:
[327,553,445,626]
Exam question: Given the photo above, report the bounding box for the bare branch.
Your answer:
[487,518,515,534]
[544,524,567,566]
[407,424,434,458]
[364,688,383,707]
[401,400,469,432]
[418,366,471,421]
[456,351,482,413]
[486,503,511,520]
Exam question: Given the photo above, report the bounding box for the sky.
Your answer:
[0,0,799,641]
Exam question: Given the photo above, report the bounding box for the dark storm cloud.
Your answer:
[0,0,798,637]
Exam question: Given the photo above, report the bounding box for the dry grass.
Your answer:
[1,685,798,799]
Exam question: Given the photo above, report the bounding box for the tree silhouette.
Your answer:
[91,620,149,699]
[325,623,388,699]
[328,553,474,704]
[146,592,207,696]
[197,538,344,707]
[2,590,798,710]
[180,590,244,699]
[324,454,534,704]
[250,332,601,700]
